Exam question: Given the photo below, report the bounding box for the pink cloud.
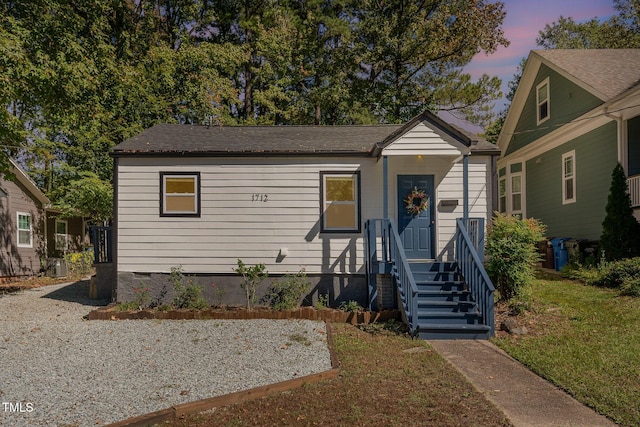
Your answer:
[463,0,617,107]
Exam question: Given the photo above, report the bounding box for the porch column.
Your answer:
[383,155,389,218]
[463,153,469,218]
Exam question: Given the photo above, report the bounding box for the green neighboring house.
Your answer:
[497,49,640,240]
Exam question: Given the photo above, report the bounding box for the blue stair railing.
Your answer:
[456,218,494,334]
[365,219,419,333]
[365,218,495,338]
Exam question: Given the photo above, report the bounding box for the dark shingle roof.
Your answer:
[534,49,640,100]
[112,112,500,157]
[112,124,403,156]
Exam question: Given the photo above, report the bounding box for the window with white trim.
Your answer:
[536,78,550,125]
[320,171,360,232]
[17,212,32,247]
[499,177,506,213]
[55,219,68,251]
[562,151,576,204]
[160,172,201,217]
[511,174,523,214]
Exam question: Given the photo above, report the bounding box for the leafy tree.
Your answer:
[50,173,113,223]
[537,1,640,49]
[600,163,640,261]
[1,0,511,207]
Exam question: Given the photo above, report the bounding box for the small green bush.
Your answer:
[262,269,310,310]
[568,257,640,297]
[620,277,640,297]
[169,266,209,310]
[485,213,546,301]
[233,259,268,309]
[592,257,640,289]
[64,251,94,277]
[339,300,364,312]
[315,293,329,309]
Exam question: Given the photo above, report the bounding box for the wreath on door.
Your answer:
[404,186,429,216]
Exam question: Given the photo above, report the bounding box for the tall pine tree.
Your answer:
[600,163,640,261]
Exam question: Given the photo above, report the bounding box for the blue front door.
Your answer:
[397,175,435,259]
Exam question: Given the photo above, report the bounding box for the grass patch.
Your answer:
[493,273,640,427]
[172,324,512,426]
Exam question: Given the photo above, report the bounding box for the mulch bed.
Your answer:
[88,304,401,325]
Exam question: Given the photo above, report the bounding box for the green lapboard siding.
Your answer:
[506,64,604,156]
[526,121,617,240]
[628,116,640,176]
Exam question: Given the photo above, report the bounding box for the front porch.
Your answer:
[364,217,495,339]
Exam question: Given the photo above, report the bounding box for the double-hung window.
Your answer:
[55,219,68,251]
[320,171,361,233]
[511,174,522,214]
[498,177,506,213]
[160,172,201,217]
[17,212,32,247]
[562,151,576,204]
[536,78,550,125]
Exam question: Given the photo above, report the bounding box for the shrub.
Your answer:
[169,266,209,310]
[338,300,364,312]
[592,257,640,289]
[262,269,310,310]
[233,259,268,309]
[315,293,330,309]
[600,163,640,261]
[485,213,546,301]
[64,251,94,278]
[569,257,640,297]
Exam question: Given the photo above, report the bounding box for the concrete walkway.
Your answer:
[428,340,617,427]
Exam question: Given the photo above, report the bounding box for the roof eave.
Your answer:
[110,149,376,158]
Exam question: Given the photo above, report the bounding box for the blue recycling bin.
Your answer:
[550,238,570,271]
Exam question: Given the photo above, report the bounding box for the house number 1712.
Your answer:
[252,194,268,202]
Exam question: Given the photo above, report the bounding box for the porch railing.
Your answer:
[365,219,419,333]
[458,217,485,262]
[628,175,640,208]
[90,226,113,264]
[455,218,494,334]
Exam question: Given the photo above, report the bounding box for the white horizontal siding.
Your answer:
[117,157,381,274]
[381,122,466,156]
[385,156,492,261]
[116,152,493,274]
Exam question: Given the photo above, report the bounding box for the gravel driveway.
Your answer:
[0,280,332,426]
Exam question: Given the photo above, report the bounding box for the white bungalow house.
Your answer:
[107,111,499,338]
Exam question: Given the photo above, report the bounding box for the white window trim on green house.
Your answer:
[562,150,576,204]
[17,212,32,248]
[536,77,550,125]
[510,172,523,216]
[498,176,507,213]
[497,162,526,217]
[55,219,68,252]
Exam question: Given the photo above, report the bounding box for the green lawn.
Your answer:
[493,272,640,427]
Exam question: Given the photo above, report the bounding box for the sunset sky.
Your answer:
[460,0,617,125]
